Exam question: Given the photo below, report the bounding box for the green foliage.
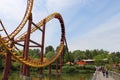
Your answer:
[64,51,74,63]
[26,46,117,67]
[73,50,87,61]
[84,65,95,70]
[62,65,78,73]
[30,67,38,72]
[29,49,40,58]
[105,64,112,70]
[85,50,92,59]
[1,44,120,72]
[62,65,95,73]
[108,52,120,64]
[45,51,55,59]
[74,65,95,70]
[93,51,108,66]
[11,62,20,71]
[45,45,54,54]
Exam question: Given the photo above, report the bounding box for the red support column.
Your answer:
[39,19,46,77]
[25,13,32,77]
[22,13,32,78]
[22,44,26,76]
[2,38,14,80]
[21,45,25,76]
[60,53,63,74]
[49,64,52,75]
[2,52,11,80]
[56,59,59,74]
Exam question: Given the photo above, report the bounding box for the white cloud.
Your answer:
[69,12,120,52]
[0,0,26,20]
[88,13,120,36]
[0,0,26,35]
[46,0,77,11]
[46,0,92,12]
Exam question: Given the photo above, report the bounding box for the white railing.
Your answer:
[91,71,97,80]
[109,71,120,80]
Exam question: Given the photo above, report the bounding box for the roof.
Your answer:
[82,59,94,62]
[66,61,73,65]
[76,61,86,65]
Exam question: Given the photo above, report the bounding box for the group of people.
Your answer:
[96,66,109,78]
[101,66,109,78]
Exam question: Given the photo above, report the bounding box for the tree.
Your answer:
[94,53,108,66]
[45,45,54,55]
[64,51,74,63]
[85,49,92,59]
[85,49,109,59]
[45,51,55,60]
[90,49,99,58]
[73,50,87,62]
[108,52,120,64]
[29,49,40,58]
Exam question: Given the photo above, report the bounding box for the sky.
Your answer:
[0,0,120,52]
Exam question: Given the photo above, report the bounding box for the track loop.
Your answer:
[0,0,66,68]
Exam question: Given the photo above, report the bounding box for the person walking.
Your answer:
[105,68,109,78]
[101,66,106,77]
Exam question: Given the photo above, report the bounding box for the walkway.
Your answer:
[96,71,114,80]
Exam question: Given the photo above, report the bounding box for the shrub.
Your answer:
[62,65,79,73]
[84,65,95,70]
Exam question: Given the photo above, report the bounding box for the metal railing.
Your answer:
[91,71,97,80]
[109,71,120,80]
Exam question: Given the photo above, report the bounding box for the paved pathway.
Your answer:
[96,71,114,80]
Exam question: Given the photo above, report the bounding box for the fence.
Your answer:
[91,71,97,80]
[109,71,120,80]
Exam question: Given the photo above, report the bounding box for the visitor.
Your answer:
[105,68,109,78]
[101,66,106,77]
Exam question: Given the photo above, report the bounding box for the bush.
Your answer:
[73,65,95,70]
[84,65,95,70]
[11,62,20,71]
[62,65,79,73]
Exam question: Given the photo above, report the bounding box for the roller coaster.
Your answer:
[0,0,68,80]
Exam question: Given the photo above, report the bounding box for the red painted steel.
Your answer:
[39,19,46,76]
[2,38,14,80]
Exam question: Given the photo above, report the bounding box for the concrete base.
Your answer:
[20,74,23,79]
[23,75,32,80]
[37,74,44,78]
[20,74,32,80]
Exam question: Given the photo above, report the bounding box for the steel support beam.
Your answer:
[39,19,46,77]
[2,38,14,80]
[22,13,32,78]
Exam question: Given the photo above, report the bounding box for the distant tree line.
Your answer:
[27,45,120,66]
[0,45,120,71]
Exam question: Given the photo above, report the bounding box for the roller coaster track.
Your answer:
[16,12,65,40]
[4,0,33,40]
[0,0,66,68]
[0,36,64,68]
